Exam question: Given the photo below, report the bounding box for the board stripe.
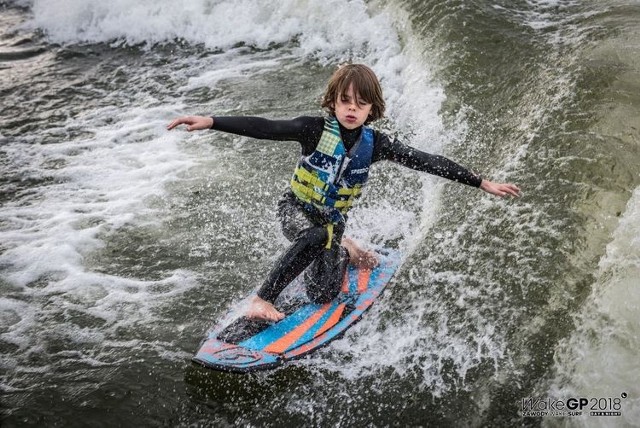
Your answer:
[357,269,372,293]
[282,301,345,353]
[348,266,357,295]
[264,304,333,354]
[313,302,346,338]
[282,303,357,359]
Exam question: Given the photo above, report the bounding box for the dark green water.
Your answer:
[1,0,639,426]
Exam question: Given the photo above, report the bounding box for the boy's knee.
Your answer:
[305,246,349,304]
[296,225,328,248]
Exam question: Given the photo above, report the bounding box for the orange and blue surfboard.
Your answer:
[192,249,401,373]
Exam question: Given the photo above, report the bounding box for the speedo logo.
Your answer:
[349,167,369,175]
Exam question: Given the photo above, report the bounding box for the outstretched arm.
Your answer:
[166,115,324,152]
[374,135,520,197]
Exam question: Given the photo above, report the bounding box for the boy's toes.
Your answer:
[246,296,285,322]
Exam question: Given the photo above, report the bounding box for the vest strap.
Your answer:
[292,165,329,192]
[325,223,334,249]
[290,179,357,211]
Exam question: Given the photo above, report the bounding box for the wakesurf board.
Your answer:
[192,248,401,373]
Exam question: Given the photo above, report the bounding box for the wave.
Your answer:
[17,0,383,58]
[549,185,640,426]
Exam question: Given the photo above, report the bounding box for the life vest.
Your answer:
[290,117,374,248]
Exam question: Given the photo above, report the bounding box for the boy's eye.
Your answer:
[340,96,369,106]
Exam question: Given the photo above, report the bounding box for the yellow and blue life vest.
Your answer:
[290,117,374,248]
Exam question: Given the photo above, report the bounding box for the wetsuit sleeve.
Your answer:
[210,116,324,155]
[372,133,483,187]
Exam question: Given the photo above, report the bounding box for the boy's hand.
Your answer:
[166,116,214,131]
[480,179,521,198]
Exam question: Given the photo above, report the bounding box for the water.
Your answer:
[1,0,639,426]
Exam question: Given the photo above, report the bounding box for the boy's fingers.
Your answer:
[167,116,214,131]
[492,184,520,198]
[167,117,191,130]
[167,118,181,130]
[505,185,521,197]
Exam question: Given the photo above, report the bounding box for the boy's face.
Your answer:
[332,84,373,130]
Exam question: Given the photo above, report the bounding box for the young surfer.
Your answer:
[168,64,520,322]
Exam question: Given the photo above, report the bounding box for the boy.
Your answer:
[167,64,520,322]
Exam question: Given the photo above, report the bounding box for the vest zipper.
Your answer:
[334,130,362,184]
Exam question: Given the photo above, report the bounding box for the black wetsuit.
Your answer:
[210,116,482,304]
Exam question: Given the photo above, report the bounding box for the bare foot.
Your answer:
[341,237,379,269]
[245,296,285,322]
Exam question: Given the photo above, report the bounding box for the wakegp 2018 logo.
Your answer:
[521,392,627,418]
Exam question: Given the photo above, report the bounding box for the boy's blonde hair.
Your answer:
[321,64,385,124]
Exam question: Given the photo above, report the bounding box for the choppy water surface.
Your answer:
[1,0,639,426]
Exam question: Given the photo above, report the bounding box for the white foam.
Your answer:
[21,0,384,59]
[0,297,37,352]
[1,104,192,287]
[180,57,285,93]
[0,96,203,370]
